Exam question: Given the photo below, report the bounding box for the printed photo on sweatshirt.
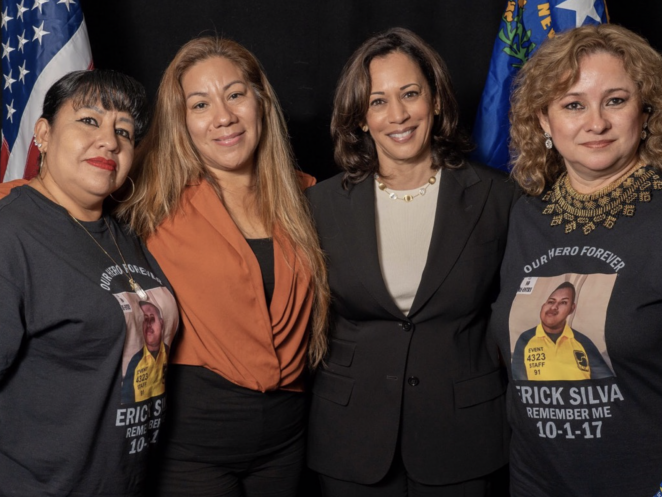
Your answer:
[114,286,177,405]
[510,274,616,381]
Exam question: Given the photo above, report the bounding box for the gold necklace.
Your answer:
[37,178,149,300]
[541,165,662,234]
[71,216,149,301]
[374,173,437,202]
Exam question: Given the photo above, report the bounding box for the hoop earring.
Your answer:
[544,132,553,150]
[110,177,135,203]
[38,152,46,178]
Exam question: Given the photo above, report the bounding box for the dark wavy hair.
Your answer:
[331,27,472,187]
[41,69,148,142]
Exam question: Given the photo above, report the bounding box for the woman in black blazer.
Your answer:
[306,28,518,497]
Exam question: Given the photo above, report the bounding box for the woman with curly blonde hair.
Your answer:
[489,24,662,496]
[118,36,329,496]
[509,24,662,194]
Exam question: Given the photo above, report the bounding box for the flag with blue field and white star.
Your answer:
[472,0,609,172]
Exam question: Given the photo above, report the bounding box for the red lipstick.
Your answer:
[86,157,117,171]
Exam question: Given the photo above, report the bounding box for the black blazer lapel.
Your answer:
[332,177,405,320]
[409,164,492,317]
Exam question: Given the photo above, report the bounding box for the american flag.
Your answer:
[2,0,92,182]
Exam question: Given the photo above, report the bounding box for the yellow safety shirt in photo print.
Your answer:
[132,342,167,401]
[521,324,591,381]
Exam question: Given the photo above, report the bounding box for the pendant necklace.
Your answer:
[37,178,149,300]
[71,216,149,301]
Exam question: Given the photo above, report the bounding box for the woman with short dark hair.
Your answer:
[0,69,179,496]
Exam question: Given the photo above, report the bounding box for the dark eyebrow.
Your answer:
[185,80,247,100]
[562,87,632,98]
[604,87,632,95]
[370,83,421,96]
[80,105,134,126]
[84,105,106,114]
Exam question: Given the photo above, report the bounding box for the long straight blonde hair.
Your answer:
[117,37,329,366]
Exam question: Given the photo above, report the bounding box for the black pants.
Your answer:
[318,450,505,497]
[150,365,306,497]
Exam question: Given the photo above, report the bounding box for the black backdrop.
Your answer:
[79,0,662,182]
[77,2,662,494]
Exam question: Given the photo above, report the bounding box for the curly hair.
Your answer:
[331,27,472,187]
[510,24,662,195]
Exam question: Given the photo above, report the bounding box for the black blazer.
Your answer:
[306,162,519,485]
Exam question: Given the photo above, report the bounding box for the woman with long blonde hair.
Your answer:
[119,36,328,496]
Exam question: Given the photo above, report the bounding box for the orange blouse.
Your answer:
[147,174,316,392]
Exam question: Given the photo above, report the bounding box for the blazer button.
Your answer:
[401,321,413,332]
[407,376,420,386]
